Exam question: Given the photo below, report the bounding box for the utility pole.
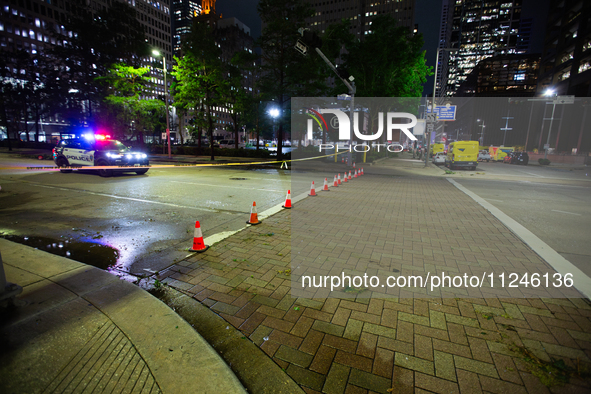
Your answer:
[296,29,356,166]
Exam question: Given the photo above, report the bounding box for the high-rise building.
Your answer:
[537,0,591,97]
[457,53,540,97]
[0,0,173,139]
[177,0,255,142]
[171,0,201,54]
[516,17,533,53]
[441,0,523,97]
[306,0,416,37]
[434,0,455,98]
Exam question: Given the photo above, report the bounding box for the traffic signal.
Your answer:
[295,28,323,55]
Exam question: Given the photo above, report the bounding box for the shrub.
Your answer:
[538,158,551,165]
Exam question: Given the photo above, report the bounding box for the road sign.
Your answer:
[426,113,437,123]
[162,133,167,139]
[427,105,456,121]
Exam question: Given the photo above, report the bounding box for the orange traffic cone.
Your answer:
[354,170,358,178]
[337,173,342,185]
[323,178,330,191]
[361,168,364,175]
[283,190,292,209]
[309,181,317,196]
[189,221,209,252]
[353,162,356,168]
[341,157,344,164]
[247,201,260,225]
[348,171,352,180]
[333,175,338,187]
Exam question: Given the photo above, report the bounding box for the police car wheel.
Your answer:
[56,157,72,173]
[97,160,113,177]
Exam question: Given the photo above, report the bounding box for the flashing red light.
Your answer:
[94,134,111,140]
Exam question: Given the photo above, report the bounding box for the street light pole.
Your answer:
[153,50,171,159]
[427,48,457,167]
[163,56,171,159]
[477,119,485,146]
[544,99,557,160]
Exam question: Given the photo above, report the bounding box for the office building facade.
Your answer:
[438,0,524,97]
[537,0,591,97]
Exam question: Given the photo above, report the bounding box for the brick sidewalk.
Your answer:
[159,173,591,393]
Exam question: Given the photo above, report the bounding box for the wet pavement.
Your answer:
[0,238,246,394]
[154,158,591,393]
[2,150,591,393]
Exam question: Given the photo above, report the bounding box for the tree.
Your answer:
[50,2,149,127]
[0,50,64,147]
[342,15,430,98]
[314,16,431,144]
[223,52,257,149]
[95,64,165,144]
[257,0,320,160]
[172,22,227,160]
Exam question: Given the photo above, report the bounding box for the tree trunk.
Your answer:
[234,114,239,149]
[35,105,40,142]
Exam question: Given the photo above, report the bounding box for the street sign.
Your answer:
[427,105,456,121]
[162,133,167,139]
[426,113,437,123]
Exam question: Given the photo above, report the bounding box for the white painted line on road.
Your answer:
[485,198,504,202]
[33,183,217,212]
[551,209,582,216]
[518,170,545,178]
[448,178,591,299]
[171,180,283,192]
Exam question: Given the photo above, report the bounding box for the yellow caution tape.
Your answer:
[1,150,348,171]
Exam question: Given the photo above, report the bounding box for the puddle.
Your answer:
[1,234,119,270]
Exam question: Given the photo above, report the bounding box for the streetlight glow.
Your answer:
[544,88,555,97]
[269,108,280,118]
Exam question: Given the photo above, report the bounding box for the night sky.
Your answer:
[215,0,551,95]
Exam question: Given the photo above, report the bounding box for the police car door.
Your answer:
[66,139,95,166]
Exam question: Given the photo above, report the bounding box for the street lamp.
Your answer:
[269,107,279,145]
[543,88,557,160]
[153,50,171,159]
[477,119,485,146]
[427,47,458,166]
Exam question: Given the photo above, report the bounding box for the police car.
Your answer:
[53,134,149,177]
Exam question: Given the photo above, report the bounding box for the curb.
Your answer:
[0,238,246,394]
[152,286,305,394]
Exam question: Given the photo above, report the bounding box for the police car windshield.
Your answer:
[95,140,127,151]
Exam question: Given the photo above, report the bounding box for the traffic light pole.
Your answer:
[313,48,356,166]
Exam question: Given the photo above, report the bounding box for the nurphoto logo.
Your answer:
[306,108,417,153]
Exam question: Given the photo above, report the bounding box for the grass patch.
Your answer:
[511,345,589,387]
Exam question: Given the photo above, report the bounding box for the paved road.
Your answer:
[445,161,591,277]
[0,154,299,276]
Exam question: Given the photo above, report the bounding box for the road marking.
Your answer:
[201,189,310,249]
[551,209,582,216]
[448,178,591,299]
[171,180,283,192]
[31,183,218,212]
[485,198,504,202]
[518,170,544,178]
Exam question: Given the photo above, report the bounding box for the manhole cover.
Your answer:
[229,178,248,180]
